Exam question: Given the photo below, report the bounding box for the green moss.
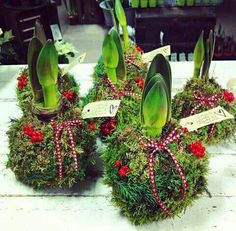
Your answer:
[7,68,96,189]
[172,78,236,144]
[102,121,209,225]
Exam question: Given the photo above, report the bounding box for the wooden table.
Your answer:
[0,62,236,231]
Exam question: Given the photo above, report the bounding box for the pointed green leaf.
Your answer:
[102,33,119,84]
[110,28,126,81]
[193,31,204,78]
[145,54,172,120]
[34,19,47,45]
[142,75,168,138]
[37,40,59,108]
[27,37,43,103]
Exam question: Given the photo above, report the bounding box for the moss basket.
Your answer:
[172,78,236,145]
[7,69,96,189]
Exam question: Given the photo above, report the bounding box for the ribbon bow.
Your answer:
[191,92,222,143]
[104,77,141,99]
[140,127,188,215]
[51,119,81,179]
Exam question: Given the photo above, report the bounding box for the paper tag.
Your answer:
[180,106,234,132]
[50,24,62,41]
[82,100,121,119]
[227,78,236,97]
[61,53,86,76]
[142,45,171,63]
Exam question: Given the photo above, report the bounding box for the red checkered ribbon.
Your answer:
[190,92,222,143]
[124,53,143,73]
[104,77,141,99]
[139,127,188,215]
[51,119,81,179]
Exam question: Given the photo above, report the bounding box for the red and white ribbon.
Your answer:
[124,53,143,73]
[140,127,188,215]
[51,119,81,179]
[104,77,141,99]
[190,92,222,143]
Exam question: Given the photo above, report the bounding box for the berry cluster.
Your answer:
[88,121,96,131]
[223,91,234,102]
[23,124,44,143]
[114,160,130,177]
[189,141,205,158]
[100,118,117,136]
[17,73,28,90]
[134,77,144,89]
[63,90,76,101]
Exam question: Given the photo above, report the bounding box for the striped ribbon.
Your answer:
[51,119,81,179]
[190,92,222,143]
[104,77,141,99]
[139,127,188,215]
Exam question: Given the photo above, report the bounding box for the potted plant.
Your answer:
[172,31,236,144]
[63,0,78,25]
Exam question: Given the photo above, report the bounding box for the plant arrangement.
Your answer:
[102,53,209,224]
[7,20,96,189]
[0,28,20,64]
[172,30,236,145]
[84,0,146,138]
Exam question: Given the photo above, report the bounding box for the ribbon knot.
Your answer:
[104,77,141,99]
[140,127,188,216]
[51,119,81,179]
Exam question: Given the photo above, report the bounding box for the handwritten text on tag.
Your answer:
[180,106,234,132]
[142,45,171,63]
[61,53,86,76]
[82,100,121,119]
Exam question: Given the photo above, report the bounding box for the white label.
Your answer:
[227,79,236,97]
[50,24,62,41]
[82,100,121,119]
[180,106,234,132]
[61,53,86,76]
[142,45,171,63]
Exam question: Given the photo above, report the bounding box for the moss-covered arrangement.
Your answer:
[102,54,209,224]
[7,21,96,189]
[172,31,236,144]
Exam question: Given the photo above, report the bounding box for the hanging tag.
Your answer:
[61,53,86,76]
[82,100,121,119]
[180,106,234,132]
[142,45,171,63]
[50,24,62,41]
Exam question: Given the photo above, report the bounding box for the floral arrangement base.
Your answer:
[172,78,236,145]
[102,121,209,225]
[7,69,96,189]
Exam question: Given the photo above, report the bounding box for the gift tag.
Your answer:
[180,106,234,132]
[61,53,86,76]
[82,100,121,119]
[142,45,171,63]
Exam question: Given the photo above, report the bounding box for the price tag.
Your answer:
[50,24,62,41]
[82,100,121,119]
[180,106,234,132]
[142,45,171,63]
[61,53,86,77]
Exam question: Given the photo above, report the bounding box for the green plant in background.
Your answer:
[37,40,59,109]
[114,0,129,50]
[176,0,185,6]
[141,54,171,138]
[131,0,139,7]
[0,28,19,64]
[63,0,78,16]
[140,0,148,7]
[149,0,156,7]
[186,0,194,6]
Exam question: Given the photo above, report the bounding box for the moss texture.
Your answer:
[7,69,96,189]
[102,120,209,225]
[172,78,236,145]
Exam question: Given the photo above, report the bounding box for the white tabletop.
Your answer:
[0,62,236,231]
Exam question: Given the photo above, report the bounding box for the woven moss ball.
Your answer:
[84,44,147,137]
[172,78,236,145]
[7,69,96,189]
[102,121,209,225]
